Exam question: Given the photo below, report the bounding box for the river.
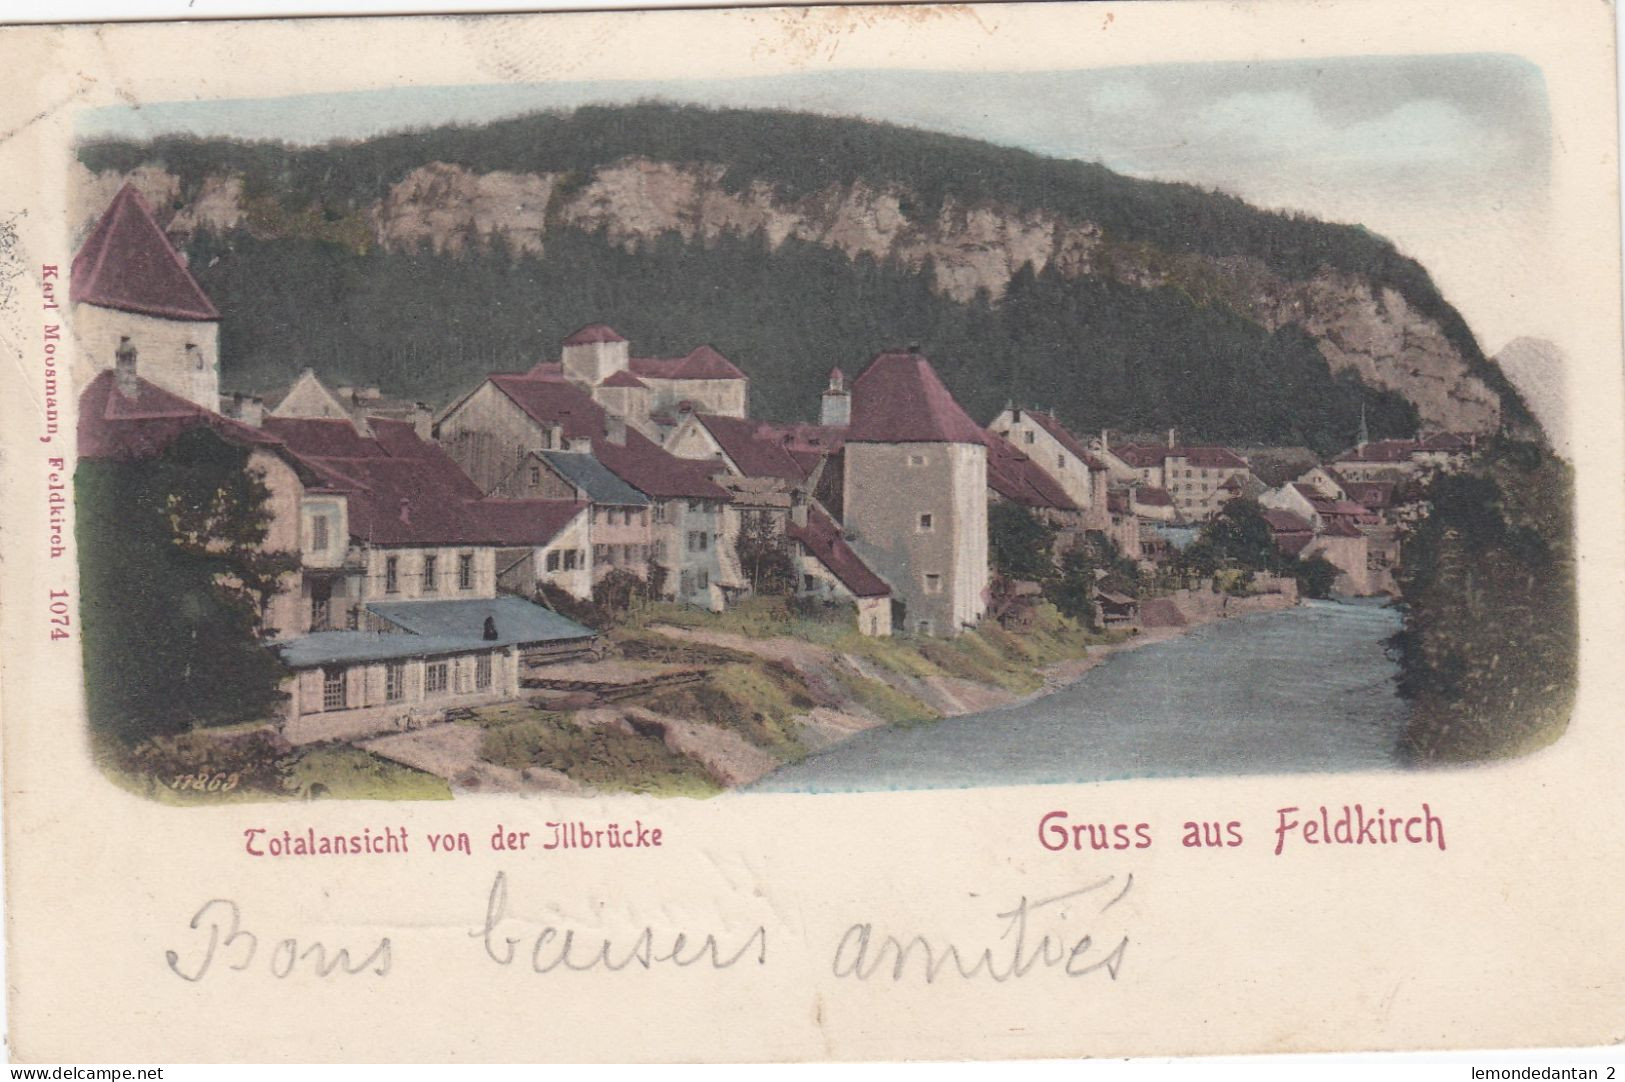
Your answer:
[754,599,1409,792]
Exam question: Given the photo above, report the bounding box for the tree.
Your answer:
[77,428,298,744]
[1293,554,1339,599]
[735,512,797,595]
[988,501,1056,582]
[1180,499,1280,576]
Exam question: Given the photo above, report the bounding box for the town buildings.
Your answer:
[71,175,1491,753]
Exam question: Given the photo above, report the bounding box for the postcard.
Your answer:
[2,0,1622,1063]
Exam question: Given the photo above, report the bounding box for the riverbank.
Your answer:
[95,588,1309,802]
[757,598,1408,792]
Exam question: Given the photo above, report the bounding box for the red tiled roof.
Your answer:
[846,350,985,445]
[463,499,587,546]
[1340,480,1396,510]
[80,373,586,548]
[983,430,1077,511]
[756,421,846,456]
[599,369,648,389]
[1023,411,1109,470]
[629,345,747,381]
[262,416,386,459]
[489,374,607,440]
[1322,517,1366,539]
[524,361,564,379]
[72,184,220,322]
[562,323,626,346]
[1418,432,1471,451]
[1335,439,1419,463]
[698,414,807,482]
[1112,444,1167,469]
[78,371,279,460]
[1292,485,1369,518]
[1133,486,1173,508]
[593,428,732,502]
[786,506,890,598]
[1107,490,1131,514]
[1261,509,1313,534]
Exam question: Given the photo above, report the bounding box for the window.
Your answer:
[425,661,449,696]
[1023,432,1035,445]
[652,504,668,524]
[687,531,708,552]
[1057,455,1066,469]
[908,453,927,467]
[385,557,399,594]
[638,510,648,528]
[696,570,709,591]
[688,499,705,513]
[595,544,611,564]
[652,540,667,561]
[458,554,474,590]
[529,466,541,486]
[802,574,815,592]
[475,653,492,691]
[563,549,579,570]
[311,514,329,552]
[680,570,693,595]
[924,573,943,594]
[918,513,934,532]
[423,555,438,592]
[385,662,405,703]
[546,550,561,573]
[322,667,346,711]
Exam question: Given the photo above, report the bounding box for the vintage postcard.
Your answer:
[2,0,1622,1063]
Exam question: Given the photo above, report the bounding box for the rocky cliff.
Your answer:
[71,139,1511,434]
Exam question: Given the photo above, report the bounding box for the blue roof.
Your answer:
[538,450,649,506]
[274,595,595,669]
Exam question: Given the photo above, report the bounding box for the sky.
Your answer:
[78,53,1553,356]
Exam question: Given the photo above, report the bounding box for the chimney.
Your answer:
[906,342,921,354]
[398,498,412,524]
[483,615,498,642]
[1100,428,1109,451]
[229,392,265,427]
[1167,427,1177,449]
[114,336,138,398]
[820,369,851,428]
[410,403,432,440]
[605,414,627,446]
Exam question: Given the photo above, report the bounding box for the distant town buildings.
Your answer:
[69,182,1489,744]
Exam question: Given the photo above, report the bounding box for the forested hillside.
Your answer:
[78,102,1528,448]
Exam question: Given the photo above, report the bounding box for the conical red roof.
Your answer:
[846,350,985,445]
[71,184,218,322]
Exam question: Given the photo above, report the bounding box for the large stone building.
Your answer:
[1109,437,1252,520]
[71,183,221,412]
[841,348,988,637]
[527,323,749,428]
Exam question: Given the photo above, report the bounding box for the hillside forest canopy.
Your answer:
[75,101,1538,452]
